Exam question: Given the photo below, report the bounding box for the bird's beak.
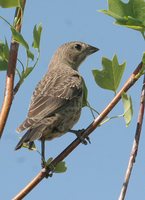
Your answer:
[87,45,99,55]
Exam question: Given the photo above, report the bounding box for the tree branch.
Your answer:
[12,62,143,200]
[118,74,145,200]
[0,0,26,138]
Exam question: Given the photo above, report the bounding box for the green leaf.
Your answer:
[46,157,53,165]
[54,161,67,173]
[23,67,33,78]
[0,0,20,8]
[135,53,145,79]
[134,53,145,79]
[11,27,34,60]
[82,78,88,107]
[0,40,9,71]
[22,142,37,151]
[92,55,126,93]
[142,52,145,64]
[11,27,29,50]
[0,59,8,71]
[32,24,42,50]
[0,40,9,61]
[45,159,67,173]
[141,52,145,74]
[27,50,34,60]
[122,92,133,127]
[100,0,145,38]
[3,39,9,60]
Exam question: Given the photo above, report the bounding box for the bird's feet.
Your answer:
[27,141,35,150]
[41,158,46,169]
[69,129,91,145]
[40,158,54,178]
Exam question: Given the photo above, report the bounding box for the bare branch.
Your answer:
[118,75,145,200]
[0,0,26,138]
[12,62,143,200]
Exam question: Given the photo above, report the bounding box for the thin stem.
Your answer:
[13,50,40,95]
[13,78,24,96]
[118,75,145,200]
[33,51,40,69]
[0,0,26,138]
[0,15,12,27]
[17,58,25,72]
[15,68,21,79]
[12,62,143,200]
[99,114,123,125]
[87,101,96,119]
[87,101,100,115]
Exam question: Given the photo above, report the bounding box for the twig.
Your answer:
[118,75,145,200]
[12,62,143,200]
[13,78,24,95]
[14,45,41,95]
[0,0,26,138]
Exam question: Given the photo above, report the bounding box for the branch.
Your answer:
[0,0,26,138]
[118,75,145,200]
[12,62,143,200]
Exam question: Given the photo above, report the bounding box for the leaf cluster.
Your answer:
[100,0,145,39]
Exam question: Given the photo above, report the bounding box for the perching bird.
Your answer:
[15,41,99,159]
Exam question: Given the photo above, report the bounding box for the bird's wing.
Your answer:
[28,74,82,118]
[17,69,82,132]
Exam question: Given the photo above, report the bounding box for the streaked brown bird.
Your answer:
[15,41,99,162]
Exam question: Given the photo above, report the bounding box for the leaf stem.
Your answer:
[0,15,12,27]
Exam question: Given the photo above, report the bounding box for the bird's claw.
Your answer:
[45,163,55,178]
[41,160,46,169]
[69,129,91,145]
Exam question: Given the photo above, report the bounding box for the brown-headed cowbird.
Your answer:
[15,41,99,154]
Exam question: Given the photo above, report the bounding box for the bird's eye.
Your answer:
[74,44,82,51]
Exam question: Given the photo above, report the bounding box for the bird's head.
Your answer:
[50,41,99,70]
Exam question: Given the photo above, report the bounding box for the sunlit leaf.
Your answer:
[11,27,29,49]
[23,67,33,78]
[100,0,145,38]
[46,158,67,173]
[11,27,34,60]
[0,59,8,71]
[0,40,9,60]
[82,78,88,107]
[92,55,126,93]
[27,50,34,60]
[54,161,67,173]
[0,0,19,8]
[142,52,145,64]
[46,157,53,165]
[122,92,133,127]
[141,52,145,74]
[3,39,9,60]
[0,40,9,71]
[22,142,37,151]
[32,24,42,50]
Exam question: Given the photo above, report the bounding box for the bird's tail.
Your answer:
[15,130,31,150]
[16,118,35,133]
[15,128,42,150]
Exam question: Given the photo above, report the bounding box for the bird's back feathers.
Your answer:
[17,67,82,133]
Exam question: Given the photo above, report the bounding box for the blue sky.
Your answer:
[0,1,145,200]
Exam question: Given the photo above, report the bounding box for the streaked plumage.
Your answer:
[15,41,99,150]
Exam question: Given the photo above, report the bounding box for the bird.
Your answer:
[15,41,99,163]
